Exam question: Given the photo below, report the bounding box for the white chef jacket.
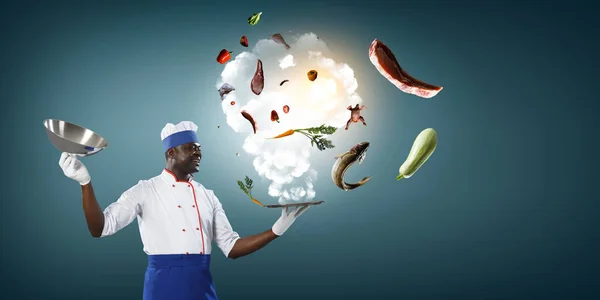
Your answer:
[100,169,241,257]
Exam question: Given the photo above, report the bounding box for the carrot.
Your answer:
[238,176,264,208]
[252,198,264,207]
[268,129,295,139]
[266,125,338,151]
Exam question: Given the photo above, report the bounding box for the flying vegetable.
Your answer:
[217,49,233,64]
[397,128,437,180]
[270,110,280,123]
[307,70,318,81]
[237,176,264,207]
[248,12,262,26]
[267,124,337,151]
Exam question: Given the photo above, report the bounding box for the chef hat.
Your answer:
[160,121,199,152]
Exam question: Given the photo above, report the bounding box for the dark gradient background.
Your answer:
[1,0,598,299]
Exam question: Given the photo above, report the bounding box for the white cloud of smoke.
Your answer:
[216,33,363,204]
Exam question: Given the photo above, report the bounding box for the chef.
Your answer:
[58,121,310,300]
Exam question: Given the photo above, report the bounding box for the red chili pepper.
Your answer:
[270,110,280,123]
[217,49,233,64]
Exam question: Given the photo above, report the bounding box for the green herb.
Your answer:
[294,124,338,151]
[237,175,254,199]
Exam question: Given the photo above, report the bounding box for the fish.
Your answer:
[218,83,235,100]
[331,142,372,191]
[271,33,291,50]
[251,59,264,95]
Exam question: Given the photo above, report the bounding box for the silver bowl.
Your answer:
[43,119,108,157]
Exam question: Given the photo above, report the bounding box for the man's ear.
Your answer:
[167,149,174,158]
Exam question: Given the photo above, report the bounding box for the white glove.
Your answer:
[58,152,91,185]
[272,205,310,236]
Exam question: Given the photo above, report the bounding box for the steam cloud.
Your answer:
[216,32,363,204]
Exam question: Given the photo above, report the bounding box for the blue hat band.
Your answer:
[162,130,199,152]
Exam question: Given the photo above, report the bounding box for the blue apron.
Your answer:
[143,254,218,300]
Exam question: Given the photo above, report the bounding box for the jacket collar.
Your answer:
[160,168,194,183]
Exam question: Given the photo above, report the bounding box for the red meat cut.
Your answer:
[251,59,264,96]
[369,39,443,99]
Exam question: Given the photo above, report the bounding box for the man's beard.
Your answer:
[187,160,200,173]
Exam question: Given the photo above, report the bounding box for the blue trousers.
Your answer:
[143,254,218,300]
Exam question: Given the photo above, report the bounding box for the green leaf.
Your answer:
[320,126,337,135]
[306,125,322,134]
[304,124,337,135]
[248,12,262,26]
[315,137,335,151]
[294,125,337,151]
[244,176,253,189]
[237,180,249,196]
[239,176,254,198]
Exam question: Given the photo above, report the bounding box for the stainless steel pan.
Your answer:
[43,119,108,157]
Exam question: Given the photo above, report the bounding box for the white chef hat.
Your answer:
[160,121,199,152]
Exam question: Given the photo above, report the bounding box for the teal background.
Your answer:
[2,0,598,299]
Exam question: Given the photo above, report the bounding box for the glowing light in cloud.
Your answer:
[279,54,295,69]
[216,33,363,204]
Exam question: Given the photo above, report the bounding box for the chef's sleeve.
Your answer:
[100,181,145,238]
[211,191,241,258]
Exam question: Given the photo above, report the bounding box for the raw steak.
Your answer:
[369,39,442,99]
[251,59,264,95]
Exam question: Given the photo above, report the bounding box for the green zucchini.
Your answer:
[397,128,437,180]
